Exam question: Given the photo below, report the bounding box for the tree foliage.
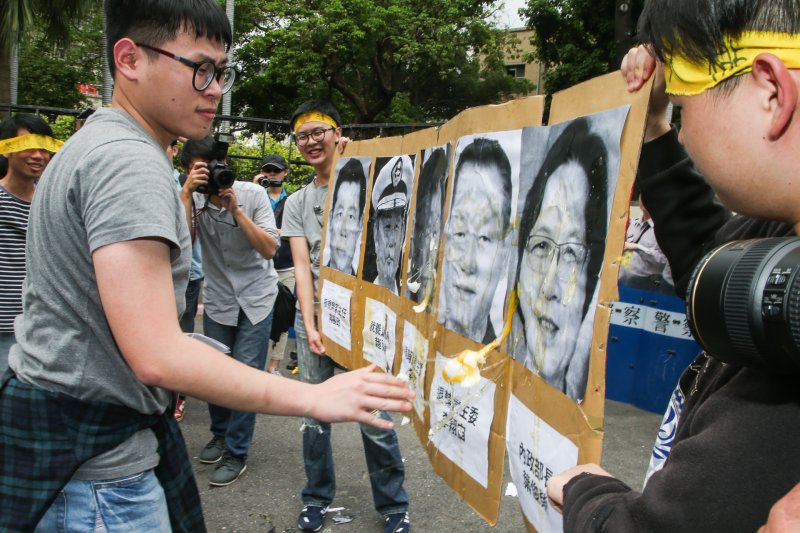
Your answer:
[231,0,531,124]
[522,0,642,95]
[17,4,104,109]
[0,0,97,105]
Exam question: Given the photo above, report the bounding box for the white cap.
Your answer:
[372,155,413,212]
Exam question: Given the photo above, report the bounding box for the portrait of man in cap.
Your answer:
[362,155,415,294]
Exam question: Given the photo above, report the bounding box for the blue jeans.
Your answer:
[0,331,14,374]
[294,311,408,515]
[35,469,170,532]
[203,308,272,458]
[179,277,203,334]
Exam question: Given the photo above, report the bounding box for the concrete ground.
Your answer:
[180,371,663,532]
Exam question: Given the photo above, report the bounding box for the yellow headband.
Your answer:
[664,31,800,96]
[293,112,338,133]
[0,133,64,155]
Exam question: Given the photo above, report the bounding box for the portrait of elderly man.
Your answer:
[362,155,414,294]
[323,157,369,275]
[439,135,517,344]
[406,145,450,310]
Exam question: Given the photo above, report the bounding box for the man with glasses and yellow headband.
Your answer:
[0,3,413,531]
[283,100,411,533]
[546,1,800,531]
[0,114,61,373]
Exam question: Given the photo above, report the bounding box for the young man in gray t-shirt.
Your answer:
[283,100,412,533]
[0,3,411,531]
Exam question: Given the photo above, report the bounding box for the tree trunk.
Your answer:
[0,48,10,117]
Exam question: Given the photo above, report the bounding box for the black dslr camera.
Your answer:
[196,132,236,195]
[687,237,800,375]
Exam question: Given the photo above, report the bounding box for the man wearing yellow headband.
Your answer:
[283,100,412,533]
[0,113,58,373]
[547,1,800,531]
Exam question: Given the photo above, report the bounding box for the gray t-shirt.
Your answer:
[282,180,328,308]
[192,181,278,326]
[10,108,191,479]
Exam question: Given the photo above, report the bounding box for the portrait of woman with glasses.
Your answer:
[510,117,609,400]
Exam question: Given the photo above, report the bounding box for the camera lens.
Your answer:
[208,160,235,190]
[686,237,800,375]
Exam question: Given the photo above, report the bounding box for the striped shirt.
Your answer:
[0,185,31,332]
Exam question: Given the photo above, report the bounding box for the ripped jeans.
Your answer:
[294,311,409,515]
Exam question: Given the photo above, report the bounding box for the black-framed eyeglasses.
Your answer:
[295,127,335,146]
[136,42,236,94]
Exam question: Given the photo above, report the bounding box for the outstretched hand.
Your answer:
[621,45,672,142]
[310,364,414,429]
[547,463,613,513]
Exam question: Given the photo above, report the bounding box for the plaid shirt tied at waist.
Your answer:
[0,370,206,532]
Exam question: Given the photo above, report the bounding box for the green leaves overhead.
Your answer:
[232,0,531,124]
[522,0,642,95]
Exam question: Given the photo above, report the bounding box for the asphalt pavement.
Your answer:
[180,368,663,533]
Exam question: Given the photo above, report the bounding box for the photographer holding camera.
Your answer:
[180,135,280,487]
[252,154,296,375]
[546,1,800,531]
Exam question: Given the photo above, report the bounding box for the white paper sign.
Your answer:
[400,321,428,419]
[362,298,397,373]
[320,280,352,350]
[506,394,578,533]
[429,353,496,488]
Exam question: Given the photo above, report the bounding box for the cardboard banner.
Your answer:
[316,74,651,530]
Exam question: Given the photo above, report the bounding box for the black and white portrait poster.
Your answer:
[405,144,451,311]
[362,154,416,294]
[322,156,371,276]
[437,131,521,344]
[507,106,629,401]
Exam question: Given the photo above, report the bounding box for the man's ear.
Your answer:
[113,38,143,82]
[751,53,798,141]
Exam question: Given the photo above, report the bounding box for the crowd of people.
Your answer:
[2,0,800,531]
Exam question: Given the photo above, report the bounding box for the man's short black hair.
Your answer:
[179,135,215,167]
[0,113,54,141]
[639,0,800,68]
[104,0,232,78]
[290,100,342,131]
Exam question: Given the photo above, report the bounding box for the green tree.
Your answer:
[17,5,104,109]
[231,0,531,125]
[0,0,97,106]
[522,0,642,95]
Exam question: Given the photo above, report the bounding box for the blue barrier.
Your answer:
[606,286,701,413]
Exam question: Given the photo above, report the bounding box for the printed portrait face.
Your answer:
[409,182,442,295]
[443,158,510,340]
[329,180,363,273]
[374,207,406,289]
[518,161,589,379]
[407,147,449,305]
